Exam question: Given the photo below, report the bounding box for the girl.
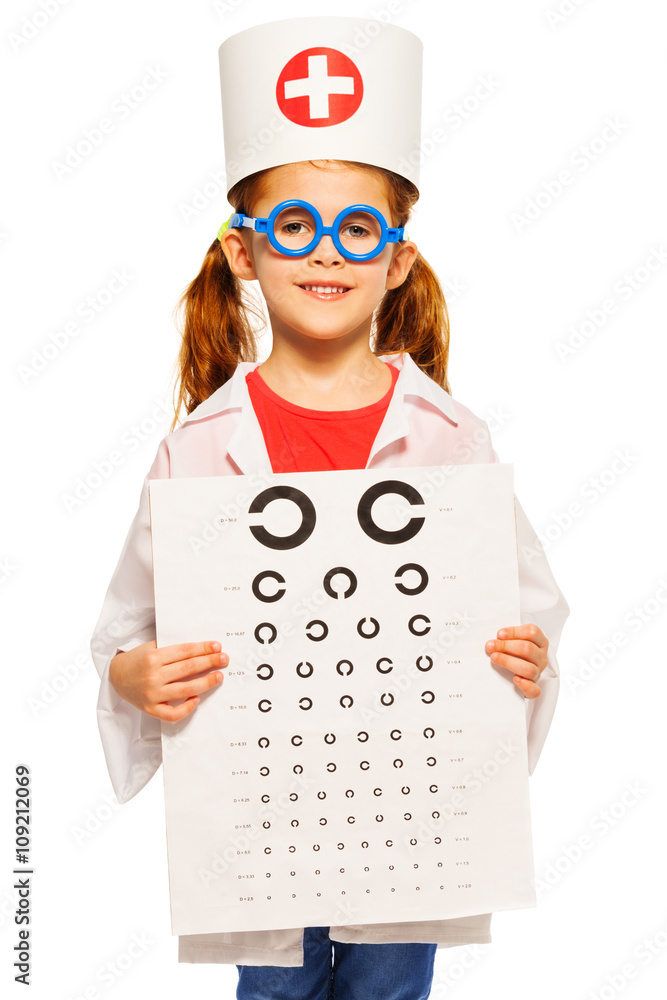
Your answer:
[93,154,568,999]
[91,17,569,1000]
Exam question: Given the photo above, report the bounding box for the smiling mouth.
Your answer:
[299,284,351,296]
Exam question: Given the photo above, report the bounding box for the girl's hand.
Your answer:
[484,624,549,699]
[109,640,228,721]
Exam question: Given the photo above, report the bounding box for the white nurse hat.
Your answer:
[218,16,423,196]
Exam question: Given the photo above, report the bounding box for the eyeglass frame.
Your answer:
[220,199,406,261]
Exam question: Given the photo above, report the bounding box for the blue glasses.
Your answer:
[226,200,406,261]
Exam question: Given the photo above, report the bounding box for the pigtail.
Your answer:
[168,238,262,433]
[373,251,451,394]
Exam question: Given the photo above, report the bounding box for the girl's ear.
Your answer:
[385,240,419,290]
[219,229,258,280]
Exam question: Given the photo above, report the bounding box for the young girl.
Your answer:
[91,17,569,1000]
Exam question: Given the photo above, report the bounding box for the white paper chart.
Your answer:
[149,464,535,937]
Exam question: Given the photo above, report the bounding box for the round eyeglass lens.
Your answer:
[337,210,383,256]
[271,205,319,253]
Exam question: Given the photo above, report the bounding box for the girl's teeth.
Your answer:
[303,285,347,293]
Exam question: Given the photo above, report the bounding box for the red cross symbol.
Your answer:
[276,47,363,128]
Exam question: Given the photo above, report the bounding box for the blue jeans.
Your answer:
[236,926,437,999]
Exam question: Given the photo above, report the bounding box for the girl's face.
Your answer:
[221,161,417,349]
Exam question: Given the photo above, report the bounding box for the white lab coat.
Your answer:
[90,351,569,966]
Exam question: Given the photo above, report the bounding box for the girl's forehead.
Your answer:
[255,161,390,210]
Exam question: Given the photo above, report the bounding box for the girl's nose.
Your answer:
[310,233,344,265]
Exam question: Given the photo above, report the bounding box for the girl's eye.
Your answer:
[282,221,309,235]
[342,224,371,240]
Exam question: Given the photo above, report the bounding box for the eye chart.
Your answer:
[149,464,535,937]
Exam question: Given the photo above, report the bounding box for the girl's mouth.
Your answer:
[298,284,351,298]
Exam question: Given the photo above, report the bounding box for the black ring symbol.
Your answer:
[261,794,270,803]
[426,757,436,766]
[293,764,303,774]
[263,821,270,829]
[258,699,272,712]
[393,759,404,768]
[423,727,435,739]
[421,691,435,704]
[254,622,278,644]
[345,789,354,798]
[373,788,382,796]
[258,737,270,748]
[248,486,316,550]
[252,570,286,603]
[357,481,426,545]
[291,820,299,828]
[390,730,402,740]
[305,620,328,641]
[264,847,271,854]
[259,766,270,776]
[375,814,383,822]
[326,762,337,772]
[296,661,314,678]
[395,563,429,595]
[291,734,302,746]
[323,567,358,599]
[256,663,274,680]
[337,844,345,851]
[339,695,354,709]
[360,761,370,770]
[289,792,298,801]
[357,731,369,742]
[362,841,368,848]
[404,812,412,820]
[357,617,380,638]
[376,657,393,673]
[416,655,433,671]
[386,840,393,847]
[401,786,410,794]
[299,697,313,710]
[347,816,355,824]
[324,733,336,744]
[409,615,432,636]
[313,844,320,851]
[380,692,394,706]
[432,811,440,819]
[289,846,296,853]
[336,660,354,676]
[319,818,327,825]
[410,838,418,846]
[317,791,326,799]
[429,785,438,793]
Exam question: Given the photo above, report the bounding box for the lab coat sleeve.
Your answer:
[485,427,570,776]
[90,438,171,805]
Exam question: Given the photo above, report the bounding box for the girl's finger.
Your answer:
[489,649,542,683]
[151,696,202,723]
[160,649,229,683]
[513,675,541,699]
[159,640,224,666]
[495,624,548,648]
[160,670,225,703]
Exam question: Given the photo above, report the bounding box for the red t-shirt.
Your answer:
[246,364,399,473]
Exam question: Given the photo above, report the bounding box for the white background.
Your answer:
[2,1,665,998]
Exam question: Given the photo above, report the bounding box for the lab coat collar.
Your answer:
[179,352,459,427]
[179,352,458,474]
